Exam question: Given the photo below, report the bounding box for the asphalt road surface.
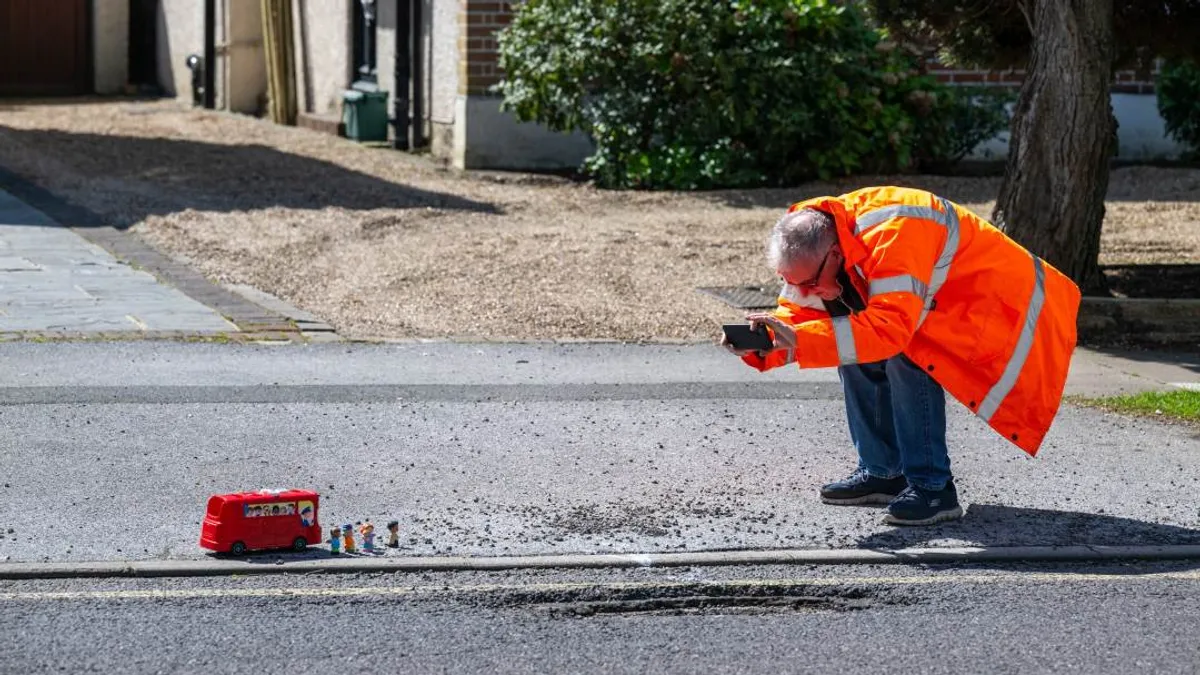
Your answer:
[2,342,1198,673]
[1,342,1197,564]
[3,562,1200,674]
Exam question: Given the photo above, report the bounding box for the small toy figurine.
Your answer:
[341,524,356,554]
[329,526,342,554]
[386,520,400,548]
[360,520,376,553]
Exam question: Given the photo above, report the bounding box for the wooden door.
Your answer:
[0,0,91,95]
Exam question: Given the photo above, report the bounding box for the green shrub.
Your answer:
[911,84,1015,171]
[1157,59,1200,158]
[496,0,1010,189]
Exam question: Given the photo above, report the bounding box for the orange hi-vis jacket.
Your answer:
[743,186,1082,457]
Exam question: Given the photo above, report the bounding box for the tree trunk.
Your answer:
[992,0,1116,295]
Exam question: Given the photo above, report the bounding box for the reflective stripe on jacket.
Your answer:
[742,186,1081,456]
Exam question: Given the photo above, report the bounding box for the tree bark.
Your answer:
[992,0,1115,295]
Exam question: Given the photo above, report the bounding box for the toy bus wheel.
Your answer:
[229,541,247,556]
[292,537,308,552]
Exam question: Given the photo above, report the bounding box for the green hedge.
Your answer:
[1157,59,1200,159]
[496,0,1012,189]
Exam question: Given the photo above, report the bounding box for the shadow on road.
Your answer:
[203,548,382,564]
[855,503,1200,571]
[1079,343,1200,372]
[0,126,501,230]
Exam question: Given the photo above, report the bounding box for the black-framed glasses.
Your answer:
[793,247,834,288]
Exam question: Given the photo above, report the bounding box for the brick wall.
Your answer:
[455,6,1162,98]
[927,61,1160,94]
[458,0,512,95]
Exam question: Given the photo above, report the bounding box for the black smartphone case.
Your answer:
[722,323,774,351]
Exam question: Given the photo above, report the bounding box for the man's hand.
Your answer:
[744,312,797,351]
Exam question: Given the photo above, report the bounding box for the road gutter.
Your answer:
[5,545,1200,580]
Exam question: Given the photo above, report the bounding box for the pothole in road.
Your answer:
[465,581,915,617]
[548,593,872,617]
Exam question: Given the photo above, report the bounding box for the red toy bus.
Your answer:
[200,489,322,555]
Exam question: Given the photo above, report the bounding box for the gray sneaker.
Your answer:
[820,468,908,505]
[883,482,965,526]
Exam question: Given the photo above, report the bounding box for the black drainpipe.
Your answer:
[203,0,216,109]
[392,0,412,150]
[409,0,424,149]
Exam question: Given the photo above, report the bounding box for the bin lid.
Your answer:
[343,90,365,102]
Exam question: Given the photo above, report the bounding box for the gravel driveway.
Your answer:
[1,98,1197,341]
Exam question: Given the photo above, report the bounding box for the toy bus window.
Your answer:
[298,500,315,527]
[244,502,297,518]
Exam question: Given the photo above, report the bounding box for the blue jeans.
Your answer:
[838,354,951,491]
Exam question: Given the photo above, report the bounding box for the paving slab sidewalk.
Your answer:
[0,188,237,333]
[1066,348,1200,397]
[0,186,330,338]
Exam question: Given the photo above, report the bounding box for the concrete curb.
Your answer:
[223,283,339,336]
[5,545,1200,580]
[0,330,312,344]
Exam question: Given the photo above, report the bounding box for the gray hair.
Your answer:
[766,208,836,271]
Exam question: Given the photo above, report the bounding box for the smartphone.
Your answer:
[722,323,774,351]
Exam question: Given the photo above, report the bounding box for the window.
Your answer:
[244,502,297,517]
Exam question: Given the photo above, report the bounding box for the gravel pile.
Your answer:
[1,98,1196,340]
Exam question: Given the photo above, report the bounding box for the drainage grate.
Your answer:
[696,285,779,310]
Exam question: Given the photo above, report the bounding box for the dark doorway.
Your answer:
[128,0,161,92]
[0,0,92,95]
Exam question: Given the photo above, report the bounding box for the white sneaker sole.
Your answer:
[883,505,965,526]
[821,493,899,506]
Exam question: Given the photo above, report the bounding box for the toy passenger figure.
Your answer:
[386,521,400,548]
[360,521,376,553]
[342,524,356,554]
[329,527,342,554]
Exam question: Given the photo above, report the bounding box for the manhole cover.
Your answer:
[696,285,779,310]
